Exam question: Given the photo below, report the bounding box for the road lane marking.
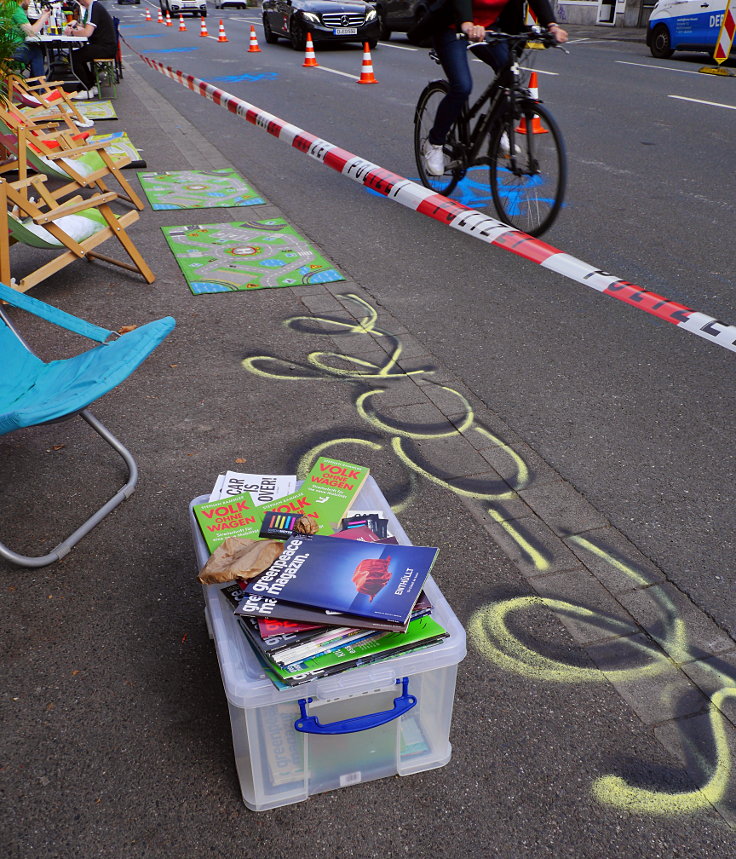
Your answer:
[521,66,558,75]
[669,94,736,110]
[379,41,418,51]
[314,65,359,80]
[470,57,558,74]
[616,60,704,75]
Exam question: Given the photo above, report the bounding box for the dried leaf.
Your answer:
[118,324,137,334]
[294,515,318,535]
[198,537,283,585]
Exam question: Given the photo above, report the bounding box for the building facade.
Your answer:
[552,0,655,27]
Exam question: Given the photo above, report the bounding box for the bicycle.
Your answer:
[414,27,567,237]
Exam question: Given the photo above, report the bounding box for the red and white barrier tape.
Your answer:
[124,38,736,355]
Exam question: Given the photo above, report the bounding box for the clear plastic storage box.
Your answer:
[189,477,466,811]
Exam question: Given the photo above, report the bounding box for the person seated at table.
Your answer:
[9,0,52,79]
[62,0,116,99]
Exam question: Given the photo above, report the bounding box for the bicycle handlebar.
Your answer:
[457,26,565,50]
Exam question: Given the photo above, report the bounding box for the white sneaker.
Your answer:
[500,132,521,156]
[422,139,445,177]
[71,86,98,100]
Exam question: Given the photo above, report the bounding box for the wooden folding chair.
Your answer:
[4,94,85,138]
[0,106,144,210]
[0,99,92,158]
[0,175,155,294]
[6,73,92,130]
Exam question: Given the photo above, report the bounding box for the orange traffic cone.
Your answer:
[178,14,186,31]
[217,19,228,42]
[145,8,151,21]
[356,42,377,84]
[248,24,261,52]
[156,8,163,23]
[516,72,548,134]
[302,33,318,67]
[199,17,209,37]
[165,10,172,26]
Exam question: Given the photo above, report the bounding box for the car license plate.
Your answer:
[333,27,358,35]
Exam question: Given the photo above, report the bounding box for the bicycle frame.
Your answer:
[443,35,542,176]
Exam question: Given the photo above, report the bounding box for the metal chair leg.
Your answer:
[0,409,138,568]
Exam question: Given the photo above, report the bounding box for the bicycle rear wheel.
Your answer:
[489,101,566,237]
[414,80,462,196]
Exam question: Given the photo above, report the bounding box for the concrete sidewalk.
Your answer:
[563,24,647,42]
[2,42,735,858]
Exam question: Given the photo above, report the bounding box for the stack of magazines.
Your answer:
[195,461,448,688]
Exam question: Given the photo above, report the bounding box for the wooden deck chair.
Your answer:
[3,90,88,138]
[6,74,93,130]
[0,109,144,210]
[0,100,88,179]
[0,175,155,293]
[0,280,175,567]
[0,100,93,168]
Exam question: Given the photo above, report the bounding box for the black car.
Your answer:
[262,0,380,50]
[373,0,426,41]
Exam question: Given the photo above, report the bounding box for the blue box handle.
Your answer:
[294,677,417,735]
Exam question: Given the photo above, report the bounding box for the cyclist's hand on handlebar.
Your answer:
[547,23,568,43]
[460,21,486,42]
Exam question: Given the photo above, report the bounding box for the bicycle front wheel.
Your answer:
[489,101,566,237]
[414,80,462,197]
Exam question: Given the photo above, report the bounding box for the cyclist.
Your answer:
[419,0,568,176]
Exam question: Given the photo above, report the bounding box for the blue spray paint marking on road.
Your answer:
[127,34,167,39]
[361,167,493,206]
[496,170,556,217]
[208,73,278,82]
[363,165,564,216]
[145,47,199,54]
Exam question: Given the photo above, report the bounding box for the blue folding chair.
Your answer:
[0,281,175,567]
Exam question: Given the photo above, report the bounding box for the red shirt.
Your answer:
[471,0,507,27]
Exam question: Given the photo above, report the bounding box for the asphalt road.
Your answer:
[2,5,735,856]
[122,8,736,634]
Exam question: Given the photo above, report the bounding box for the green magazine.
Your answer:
[193,457,369,554]
[263,615,448,687]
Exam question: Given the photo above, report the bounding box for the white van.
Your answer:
[647,0,733,58]
[160,0,207,17]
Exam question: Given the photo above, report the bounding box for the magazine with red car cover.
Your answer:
[241,534,438,627]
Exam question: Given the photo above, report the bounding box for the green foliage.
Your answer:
[1,0,24,71]
[0,0,24,101]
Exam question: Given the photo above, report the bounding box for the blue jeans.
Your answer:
[12,43,46,79]
[429,31,510,146]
